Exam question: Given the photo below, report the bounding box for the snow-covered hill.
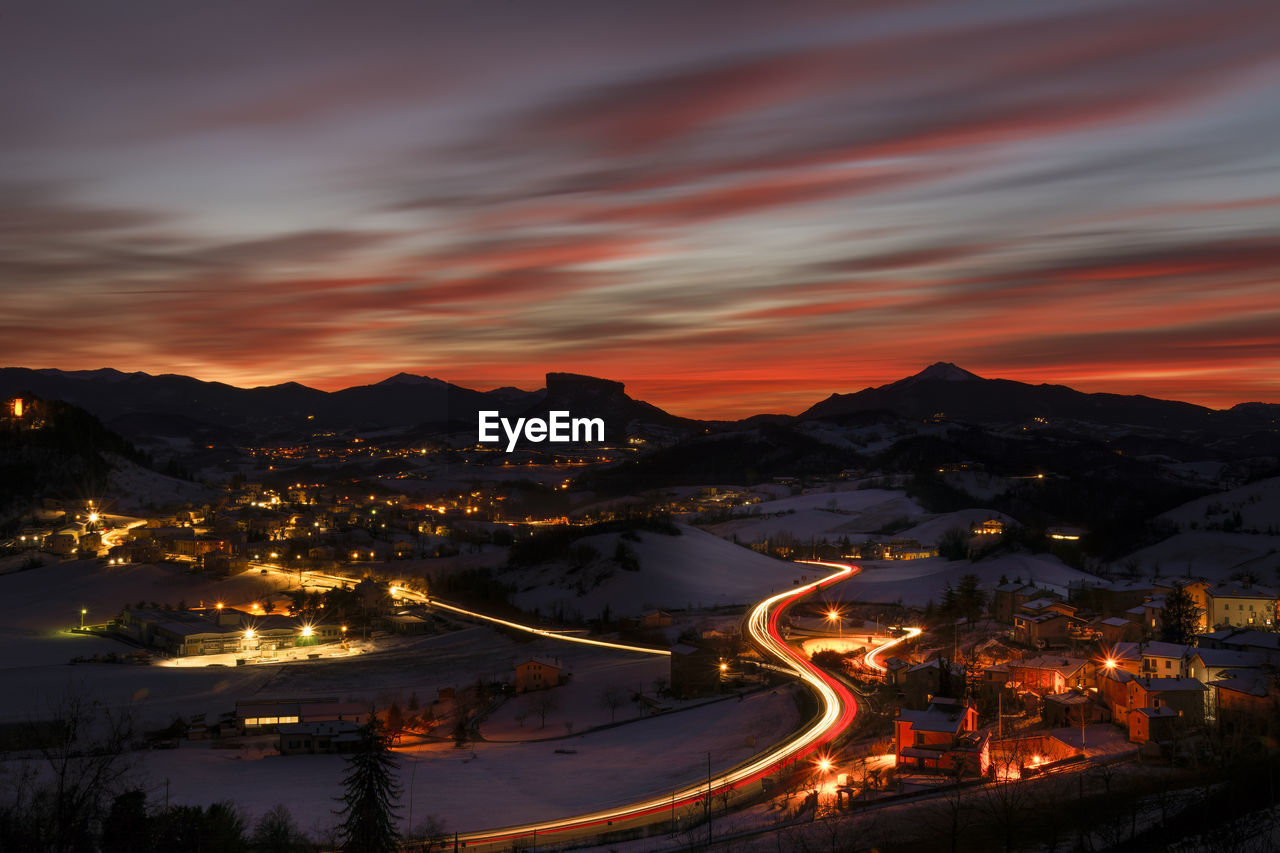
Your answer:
[505,524,810,620]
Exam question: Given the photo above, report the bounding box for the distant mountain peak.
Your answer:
[375,372,446,387]
[911,362,983,382]
[880,362,983,394]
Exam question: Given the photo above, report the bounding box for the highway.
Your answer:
[264,559,914,849]
[281,568,670,657]
[442,560,876,850]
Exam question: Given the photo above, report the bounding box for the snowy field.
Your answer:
[896,509,1018,546]
[1115,530,1280,583]
[708,489,927,542]
[122,685,801,838]
[507,525,810,619]
[1159,476,1280,534]
[0,557,288,670]
[832,553,1095,608]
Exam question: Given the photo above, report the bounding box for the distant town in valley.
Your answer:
[1,363,1278,851]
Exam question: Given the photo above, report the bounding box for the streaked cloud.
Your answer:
[1,0,1278,416]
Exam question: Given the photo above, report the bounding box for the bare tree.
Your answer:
[598,686,627,723]
[526,692,559,729]
[8,691,138,853]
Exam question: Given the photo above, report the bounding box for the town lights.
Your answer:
[216,602,224,610]
[1104,658,1117,669]
[816,756,833,774]
[301,625,313,638]
[244,628,256,639]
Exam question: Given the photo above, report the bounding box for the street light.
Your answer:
[80,608,87,629]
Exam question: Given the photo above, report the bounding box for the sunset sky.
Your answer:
[2,0,1279,417]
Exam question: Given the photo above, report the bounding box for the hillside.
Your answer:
[503,523,810,620]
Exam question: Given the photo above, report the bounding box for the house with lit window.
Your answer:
[236,697,368,733]
[894,697,990,778]
[1124,677,1207,744]
[1006,656,1089,695]
[1139,641,1189,678]
[1185,648,1265,685]
[1197,628,1280,667]
[515,656,564,693]
[278,720,362,755]
[1205,582,1278,630]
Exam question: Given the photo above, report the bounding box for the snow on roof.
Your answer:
[896,706,966,734]
[1012,656,1086,676]
[278,720,361,736]
[1211,674,1270,697]
[1140,641,1189,659]
[1137,677,1206,692]
[1188,648,1265,669]
[156,621,239,637]
[1110,642,1141,661]
[1227,631,1280,651]
[1136,706,1180,718]
[1045,691,1090,706]
[1100,617,1131,627]
[1209,582,1278,599]
[1102,668,1135,684]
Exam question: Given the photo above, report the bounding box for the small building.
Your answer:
[640,610,673,629]
[894,698,990,778]
[669,643,721,699]
[994,583,1048,624]
[1213,673,1279,731]
[1139,642,1189,678]
[236,698,369,733]
[1006,656,1088,695]
[380,613,431,635]
[278,720,362,755]
[46,529,80,556]
[1042,691,1101,728]
[1185,648,1265,685]
[1094,616,1138,645]
[1125,677,1207,743]
[1197,628,1280,667]
[515,657,563,693]
[1205,582,1278,630]
[900,658,964,709]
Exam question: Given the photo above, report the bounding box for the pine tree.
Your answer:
[334,716,402,853]
[1159,580,1203,644]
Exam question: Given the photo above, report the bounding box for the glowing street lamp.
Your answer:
[826,607,842,639]
[80,608,87,629]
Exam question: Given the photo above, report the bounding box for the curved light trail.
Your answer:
[447,560,881,850]
[864,626,924,672]
[262,558,919,849]
[423,597,670,657]
[259,566,670,656]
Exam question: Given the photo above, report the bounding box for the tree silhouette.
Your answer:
[334,716,402,853]
[1160,581,1203,643]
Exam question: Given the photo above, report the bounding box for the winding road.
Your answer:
[263,559,915,849]
[440,560,906,849]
